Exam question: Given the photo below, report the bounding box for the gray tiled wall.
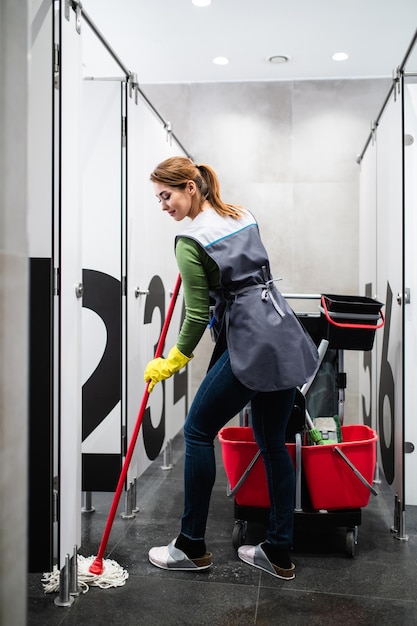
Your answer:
[142,78,391,417]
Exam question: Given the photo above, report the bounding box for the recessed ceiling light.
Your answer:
[192,0,211,6]
[332,52,349,61]
[267,55,290,65]
[213,56,229,65]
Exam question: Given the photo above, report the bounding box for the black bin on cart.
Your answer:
[320,294,384,351]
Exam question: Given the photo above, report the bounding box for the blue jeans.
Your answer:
[181,349,296,549]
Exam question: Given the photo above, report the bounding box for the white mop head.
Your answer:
[42,555,129,593]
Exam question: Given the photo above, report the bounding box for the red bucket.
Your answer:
[302,424,378,510]
[218,426,296,508]
[219,424,377,511]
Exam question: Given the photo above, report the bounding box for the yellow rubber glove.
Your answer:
[144,345,193,393]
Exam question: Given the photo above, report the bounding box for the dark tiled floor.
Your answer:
[28,435,417,625]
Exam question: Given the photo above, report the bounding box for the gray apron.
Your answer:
[177,208,319,391]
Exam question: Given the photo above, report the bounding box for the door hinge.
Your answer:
[54,268,60,296]
[121,425,127,456]
[122,116,127,146]
[54,43,60,89]
[393,66,402,99]
[53,485,59,523]
[122,276,127,296]
[396,288,411,306]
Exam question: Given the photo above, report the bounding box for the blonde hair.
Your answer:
[150,156,244,218]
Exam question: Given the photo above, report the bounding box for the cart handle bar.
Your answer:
[321,296,384,331]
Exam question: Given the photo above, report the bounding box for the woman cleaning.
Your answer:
[144,156,318,579]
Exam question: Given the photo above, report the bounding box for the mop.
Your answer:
[300,338,333,445]
[43,274,182,593]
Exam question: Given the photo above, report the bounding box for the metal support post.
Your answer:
[81,491,95,513]
[132,477,140,514]
[54,554,74,607]
[69,545,80,596]
[121,482,136,519]
[161,439,173,470]
[373,462,381,485]
[391,494,409,541]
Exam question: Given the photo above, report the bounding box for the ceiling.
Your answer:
[81,0,417,84]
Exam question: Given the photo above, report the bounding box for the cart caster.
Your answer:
[232,520,248,550]
[345,526,358,557]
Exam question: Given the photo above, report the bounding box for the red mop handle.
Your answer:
[89,273,182,575]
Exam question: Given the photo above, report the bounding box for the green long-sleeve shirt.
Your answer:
[175,237,220,357]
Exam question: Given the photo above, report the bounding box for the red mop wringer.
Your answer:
[43,275,182,594]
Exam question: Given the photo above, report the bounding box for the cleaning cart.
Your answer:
[218,293,383,557]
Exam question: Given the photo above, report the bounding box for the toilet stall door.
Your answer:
[57,3,83,564]
[81,78,124,493]
[375,93,404,514]
[28,0,54,572]
[403,81,417,504]
[126,92,189,484]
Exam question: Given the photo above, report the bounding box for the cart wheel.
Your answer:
[232,521,247,550]
[345,527,357,558]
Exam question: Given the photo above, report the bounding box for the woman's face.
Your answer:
[154,181,196,221]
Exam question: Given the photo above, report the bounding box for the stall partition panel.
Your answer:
[57,4,83,564]
[126,92,188,483]
[358,141,378,434]
[375,93,404,510]
[404,81,417,504]
[27,0,54,572]
[81,79,124,492]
